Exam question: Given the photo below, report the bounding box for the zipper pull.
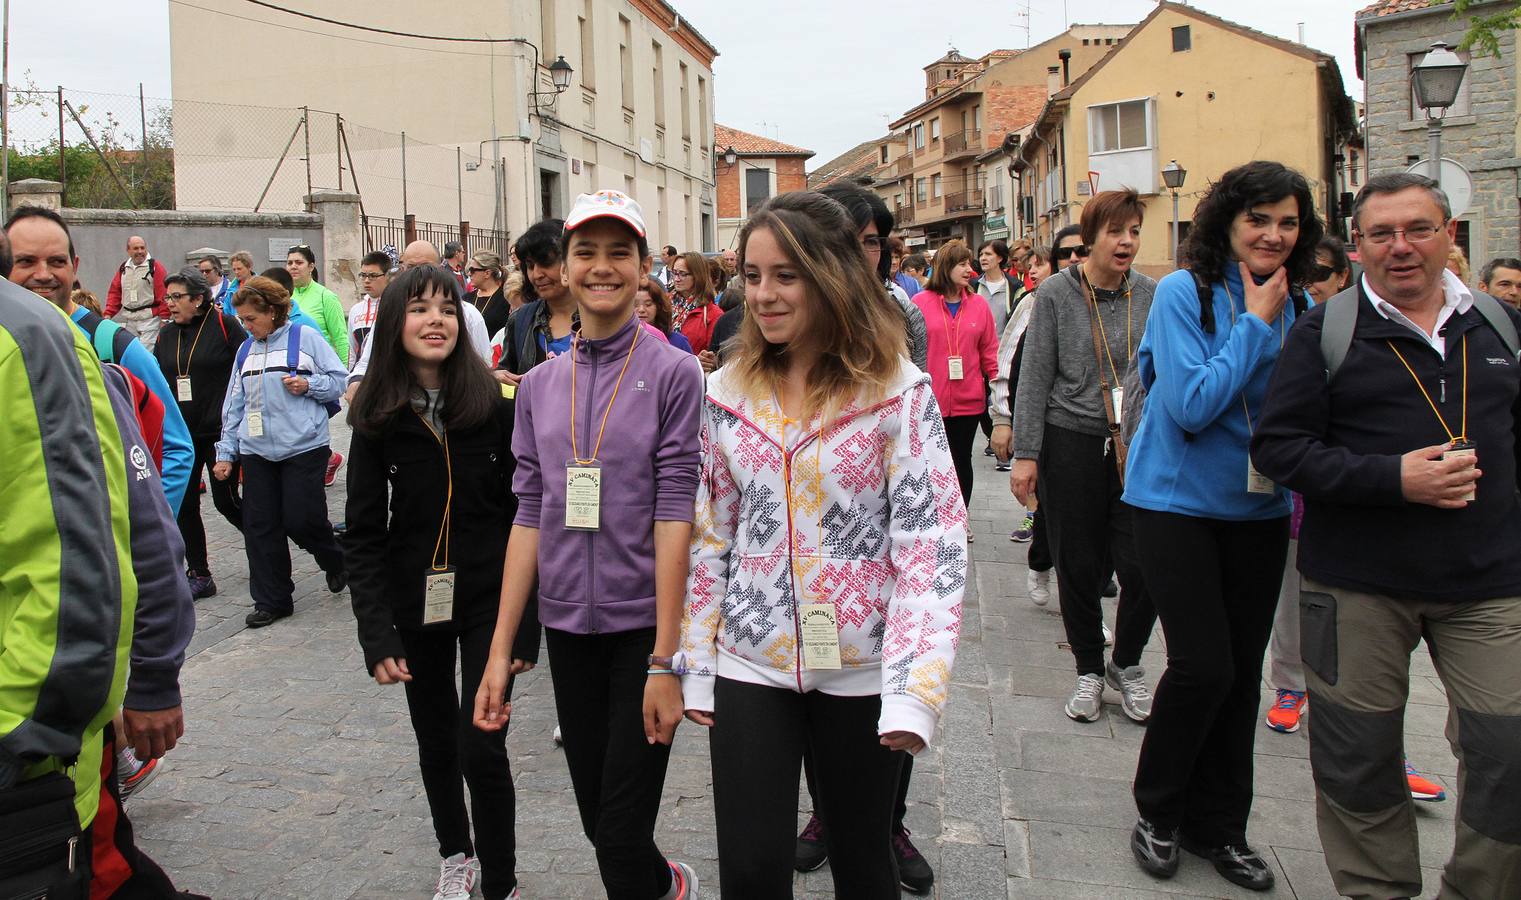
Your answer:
[67,835,78,872]
[1440,378,1447,403]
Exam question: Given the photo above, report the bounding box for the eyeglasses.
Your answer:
[198,267,216,276]
[1356,223,1444,245]
[358,271,385,280]
[672,269,691,278]
[1311,264,1339,282]
[861,236,885,251]
[1053,245,1090,261]
[165,291,193,302]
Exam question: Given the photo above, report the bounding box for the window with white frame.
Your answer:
[1089,99,1151,154]
[932,173,942,197]
[930,118,941,142]
[916,177,927,202]
[913,123,925,150]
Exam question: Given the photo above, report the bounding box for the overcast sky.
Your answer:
[9,0,1371,167]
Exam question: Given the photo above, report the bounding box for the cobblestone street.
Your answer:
[132,422,1460,899]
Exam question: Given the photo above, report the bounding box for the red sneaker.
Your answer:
[1405,759,1446,801]
[324,451,344,487]
[1265,689,1307,733]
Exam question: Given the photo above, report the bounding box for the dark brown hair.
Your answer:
[925,240,974,298]
[638,276,673,334]
[1080,189,1145,247]
[233,275,293,325]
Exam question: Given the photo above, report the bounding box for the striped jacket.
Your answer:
[681,360,967,746]
[0,286,137,827]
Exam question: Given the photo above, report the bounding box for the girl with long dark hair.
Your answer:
[345,266,537,900]
[1123,161,1320,891]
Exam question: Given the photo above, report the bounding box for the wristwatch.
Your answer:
[647,652,689,675]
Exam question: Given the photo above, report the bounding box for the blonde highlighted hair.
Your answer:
[729,191,907,422]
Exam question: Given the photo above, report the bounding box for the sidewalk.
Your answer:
[133,425,1459,898]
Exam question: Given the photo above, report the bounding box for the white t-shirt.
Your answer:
[346,295,380,369]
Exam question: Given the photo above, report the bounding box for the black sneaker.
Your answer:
[331,521,348,536]
[794,814,828,872]
[1180,836,1274,892]
[326,569,348,593]
[245,608,289,628]
[983,444,995,457]
[1130,817,1180,878]
[1102,577,1119,598]
[892,826,934,894]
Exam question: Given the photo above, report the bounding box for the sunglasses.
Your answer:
[1054,245,1090,261]
[1311,264,1339,282]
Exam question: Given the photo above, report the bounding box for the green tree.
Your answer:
[1456,0,1521,57]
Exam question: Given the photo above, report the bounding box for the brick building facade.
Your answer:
[1358,0,1520,268]
[713,124,813,250]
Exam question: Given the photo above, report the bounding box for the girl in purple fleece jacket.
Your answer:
[474,191,704,900]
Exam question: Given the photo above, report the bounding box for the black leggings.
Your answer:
[1131,509,1288,846]
[943,414,981,510]
[1037,424,1155,675]
[239,447,344,614]
[711,678,904,899]
[399,621,519,900]
[1027,507,1052,572]
[178,437,242,576]
[545,627,673,900]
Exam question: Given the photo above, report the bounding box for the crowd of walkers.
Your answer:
[1,164,1518,900]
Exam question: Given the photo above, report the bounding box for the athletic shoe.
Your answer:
[1265,690,1307,733]
[1102,577,1119,598]
[983,444,995,457]
[893,826,934,893]
[966,532,975,543]
[1026,569,1051,606]
[326,568,349,593]
[1102,621,1114,646]
[331,521,348,536]
[1405,760,1446,801]
[187,573,217,600]
[1064,673,1105,722]
[995,460,1011,471]
[1180,836,1274,891]
[245,608,290,628]
[552,724,563,746]
[665,859,700,899]
[324,451,344,487]
[1131,817,1180,878]
[1106,659,1153,723]
[794,814,828,872]
[117,750,162,801]
[431,852,478,900]
[1010,513,1034,542]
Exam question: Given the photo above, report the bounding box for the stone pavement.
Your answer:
[133,423,1461,899]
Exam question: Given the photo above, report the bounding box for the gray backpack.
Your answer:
[1318,285,1520,381]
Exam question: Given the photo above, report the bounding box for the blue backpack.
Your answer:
[235,322,342,418]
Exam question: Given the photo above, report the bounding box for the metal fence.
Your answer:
[363,215,511,260]
[3,85,506,235]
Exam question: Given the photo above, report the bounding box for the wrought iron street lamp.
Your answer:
[1161,159,1187,261]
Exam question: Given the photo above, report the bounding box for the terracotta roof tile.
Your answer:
[807,138,887,189]
[1356,0,1441,18]
[713,124,814,158]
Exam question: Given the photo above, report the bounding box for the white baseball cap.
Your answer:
[564,189,647,238]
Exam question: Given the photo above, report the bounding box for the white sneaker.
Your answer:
[1064,673,1105,722]
[1106,659,1153,723]
[432,852,478,900]
[552,724,562,745]
[1102,621,1114,646]
[1027,569,1051,607]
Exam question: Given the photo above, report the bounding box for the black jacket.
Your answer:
[471,288,511,344]
[495,299,577,376]
[344,393,540,671]
[1252,287,1521,602]
[153,309,247,439]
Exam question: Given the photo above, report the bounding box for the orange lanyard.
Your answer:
[414,408,453,570]
[1222,281,1287,432]
[1083,271,1131,387]
[177,311,211,379]
[938,291,964,354]
[569,326,642,465]
[1389,334,1467,443]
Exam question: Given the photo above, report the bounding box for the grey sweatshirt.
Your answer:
[1011,265,1156,459]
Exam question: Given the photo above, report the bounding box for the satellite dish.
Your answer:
[1405,157,1474,218]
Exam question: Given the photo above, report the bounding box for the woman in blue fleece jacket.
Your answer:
[1121,162,1320,893]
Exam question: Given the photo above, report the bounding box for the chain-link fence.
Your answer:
[3,86,503,228]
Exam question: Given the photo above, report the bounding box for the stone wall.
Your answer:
[1362,5,1519,267]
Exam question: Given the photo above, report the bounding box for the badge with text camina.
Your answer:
[800,603,842,670]
[565,463,603,531]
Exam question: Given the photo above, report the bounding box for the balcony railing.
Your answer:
[896,154,914,176]
[943,129,982,159]
[896,205,916,226]
[945,189,985,213]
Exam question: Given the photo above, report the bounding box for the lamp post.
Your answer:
[723,146,738,168]
[1161,159,1187,262]
[1411,42,1468,192]
[527,54,574,117]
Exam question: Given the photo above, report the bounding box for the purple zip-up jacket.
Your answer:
[512,314,704,634]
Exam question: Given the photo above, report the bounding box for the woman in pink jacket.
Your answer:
[913,240,1000,524]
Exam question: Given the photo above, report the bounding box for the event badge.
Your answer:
[176,376,193,402]
[799,603,843,670]
[1110,386,1125,421]
[565,462,603,531]
[947,356,965,381]
[247,410,264,437]
[423,567,456,625]
[1246,458,1275,494]
[1444,439,1477,502]
[501,383,517,400]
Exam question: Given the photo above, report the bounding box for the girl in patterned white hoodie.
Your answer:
[680,191,967,897]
